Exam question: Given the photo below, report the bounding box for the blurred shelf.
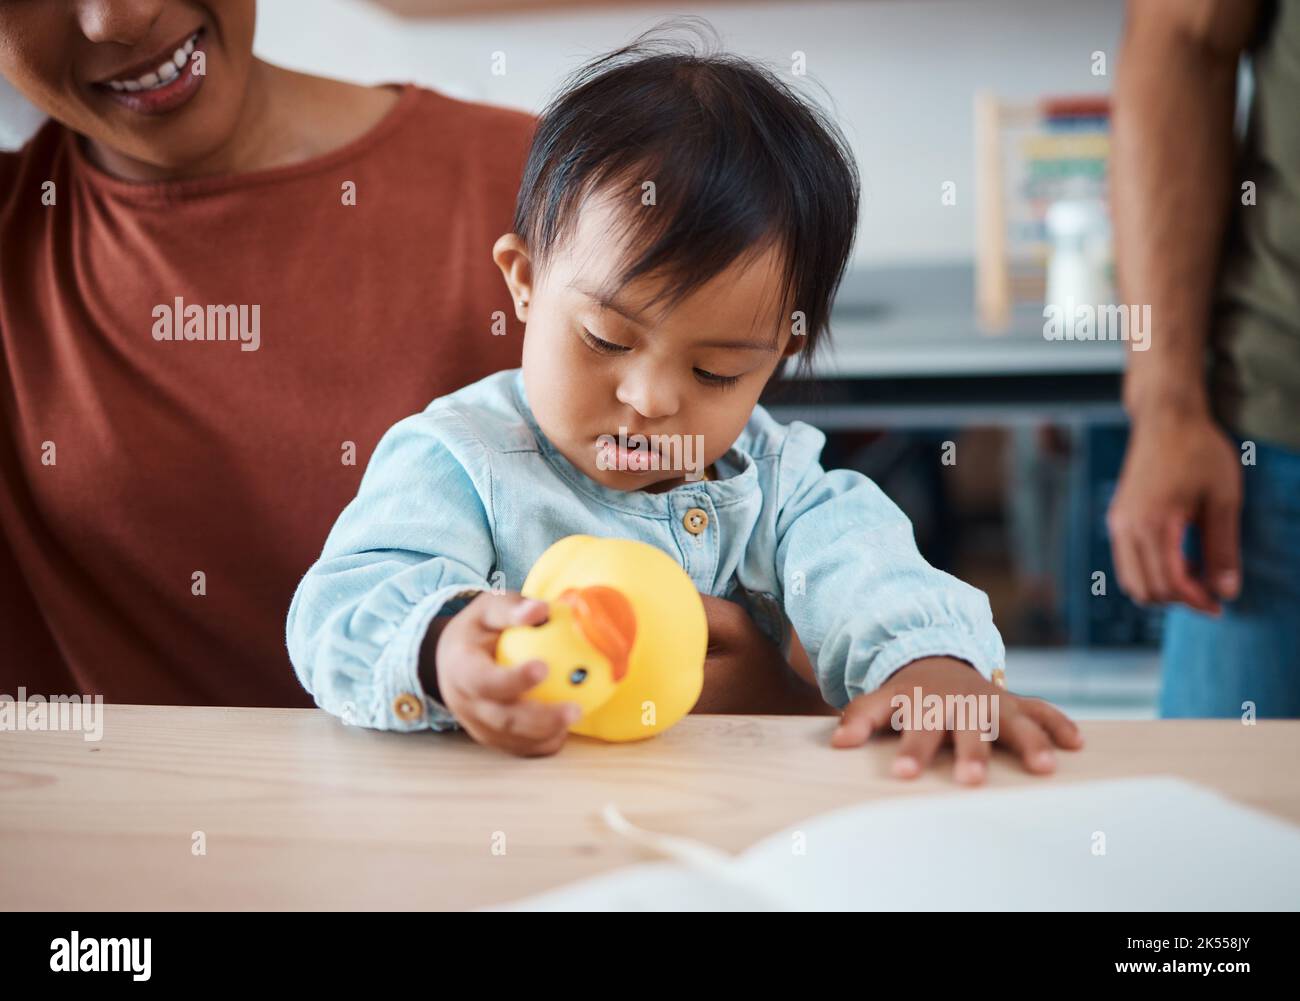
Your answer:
[764,262,1126,428]
[809,262,1128,378]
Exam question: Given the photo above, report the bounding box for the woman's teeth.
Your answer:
[106,32,199,93]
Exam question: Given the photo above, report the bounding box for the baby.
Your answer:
[287,40,1082,781]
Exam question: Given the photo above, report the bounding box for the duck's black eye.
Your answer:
[569,667,589,686]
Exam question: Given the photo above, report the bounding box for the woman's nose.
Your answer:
[615,370,679,421]
[74,0,167,47]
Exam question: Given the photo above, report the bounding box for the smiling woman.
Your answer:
[0,1,266,178]
[0,0,538,705]
[0,3,815,715]
[97,27,203,106]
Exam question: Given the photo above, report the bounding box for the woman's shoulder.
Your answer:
[347,85,532,216]
[0,118,66,221]
[398,85,535,163]
[406,85,535,133]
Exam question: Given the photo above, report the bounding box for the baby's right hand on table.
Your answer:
[434,592,581,757]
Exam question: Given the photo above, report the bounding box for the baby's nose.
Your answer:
[615,374,679,420]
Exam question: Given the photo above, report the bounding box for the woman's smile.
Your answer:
[90,26,207,116]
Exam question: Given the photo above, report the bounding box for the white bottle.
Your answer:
[1044,199,1112,339]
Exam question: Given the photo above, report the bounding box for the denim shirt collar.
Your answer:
[509,369,760,518]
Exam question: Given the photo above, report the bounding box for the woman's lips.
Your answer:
[93,28,207,116]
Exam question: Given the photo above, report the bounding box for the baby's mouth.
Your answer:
[596,437,659,473]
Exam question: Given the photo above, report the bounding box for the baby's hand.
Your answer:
[435,592,581,757]
[830,656,1084,785]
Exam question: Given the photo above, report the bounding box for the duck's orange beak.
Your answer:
[555,586,637,682]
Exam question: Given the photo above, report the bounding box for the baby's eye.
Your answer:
[580,329,630,354]
[569,666,589,686]
[694,367,741,389]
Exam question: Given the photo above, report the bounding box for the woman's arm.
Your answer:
[693,596,834,715]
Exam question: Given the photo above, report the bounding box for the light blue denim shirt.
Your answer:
[286,368,1005,732]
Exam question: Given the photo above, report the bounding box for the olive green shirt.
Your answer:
[1210,0,1300,449]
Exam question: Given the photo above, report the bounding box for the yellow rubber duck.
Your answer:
[495,535,707,741]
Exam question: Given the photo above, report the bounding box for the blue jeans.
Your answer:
[1160,438,1300,718]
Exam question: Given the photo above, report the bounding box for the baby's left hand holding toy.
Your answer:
[831,657,1084,785]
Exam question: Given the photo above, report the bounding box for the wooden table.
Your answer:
[2,706,1297,910]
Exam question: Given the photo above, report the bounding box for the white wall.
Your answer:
[0,79,44,148]
[0,0,1123,264]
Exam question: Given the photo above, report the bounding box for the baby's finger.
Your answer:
[999,712,1057,774]
[474,696,580,743]
[952,724,993,786]
[893,725,944,779]
[831,693,892,748]
[474,594,549,634]
[1015,697,1085,750]
[510,729,572,759]
[465,717,570,759]
[470,658,549,703]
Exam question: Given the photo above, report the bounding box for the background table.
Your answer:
[2,706,1296,910]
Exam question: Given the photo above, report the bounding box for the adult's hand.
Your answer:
[1107,0,1257,617]
[1107,405,1242,614]
[695,595,833,715]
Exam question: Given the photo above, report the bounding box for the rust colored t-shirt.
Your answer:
[0,85,534,706]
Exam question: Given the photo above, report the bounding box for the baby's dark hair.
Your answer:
[512,21,860,370]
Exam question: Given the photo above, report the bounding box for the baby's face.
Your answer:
[499,195,795,493]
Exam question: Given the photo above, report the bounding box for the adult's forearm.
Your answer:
[1112,3,1246,419]
[695,641,834,715]
[694,597,833,715]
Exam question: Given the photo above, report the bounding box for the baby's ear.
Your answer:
[492,233,534,322]
[777,308,810,358]
[780,328,805,358]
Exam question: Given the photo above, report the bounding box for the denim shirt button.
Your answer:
[392,692,424,723]
[683,507,709,535]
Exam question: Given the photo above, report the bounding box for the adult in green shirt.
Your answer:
[1109,0,1300,716]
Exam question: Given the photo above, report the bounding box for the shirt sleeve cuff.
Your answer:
[374,582,489,732]
[846,627,1000,703]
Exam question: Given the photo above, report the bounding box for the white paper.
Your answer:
[502,777,1300,911]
